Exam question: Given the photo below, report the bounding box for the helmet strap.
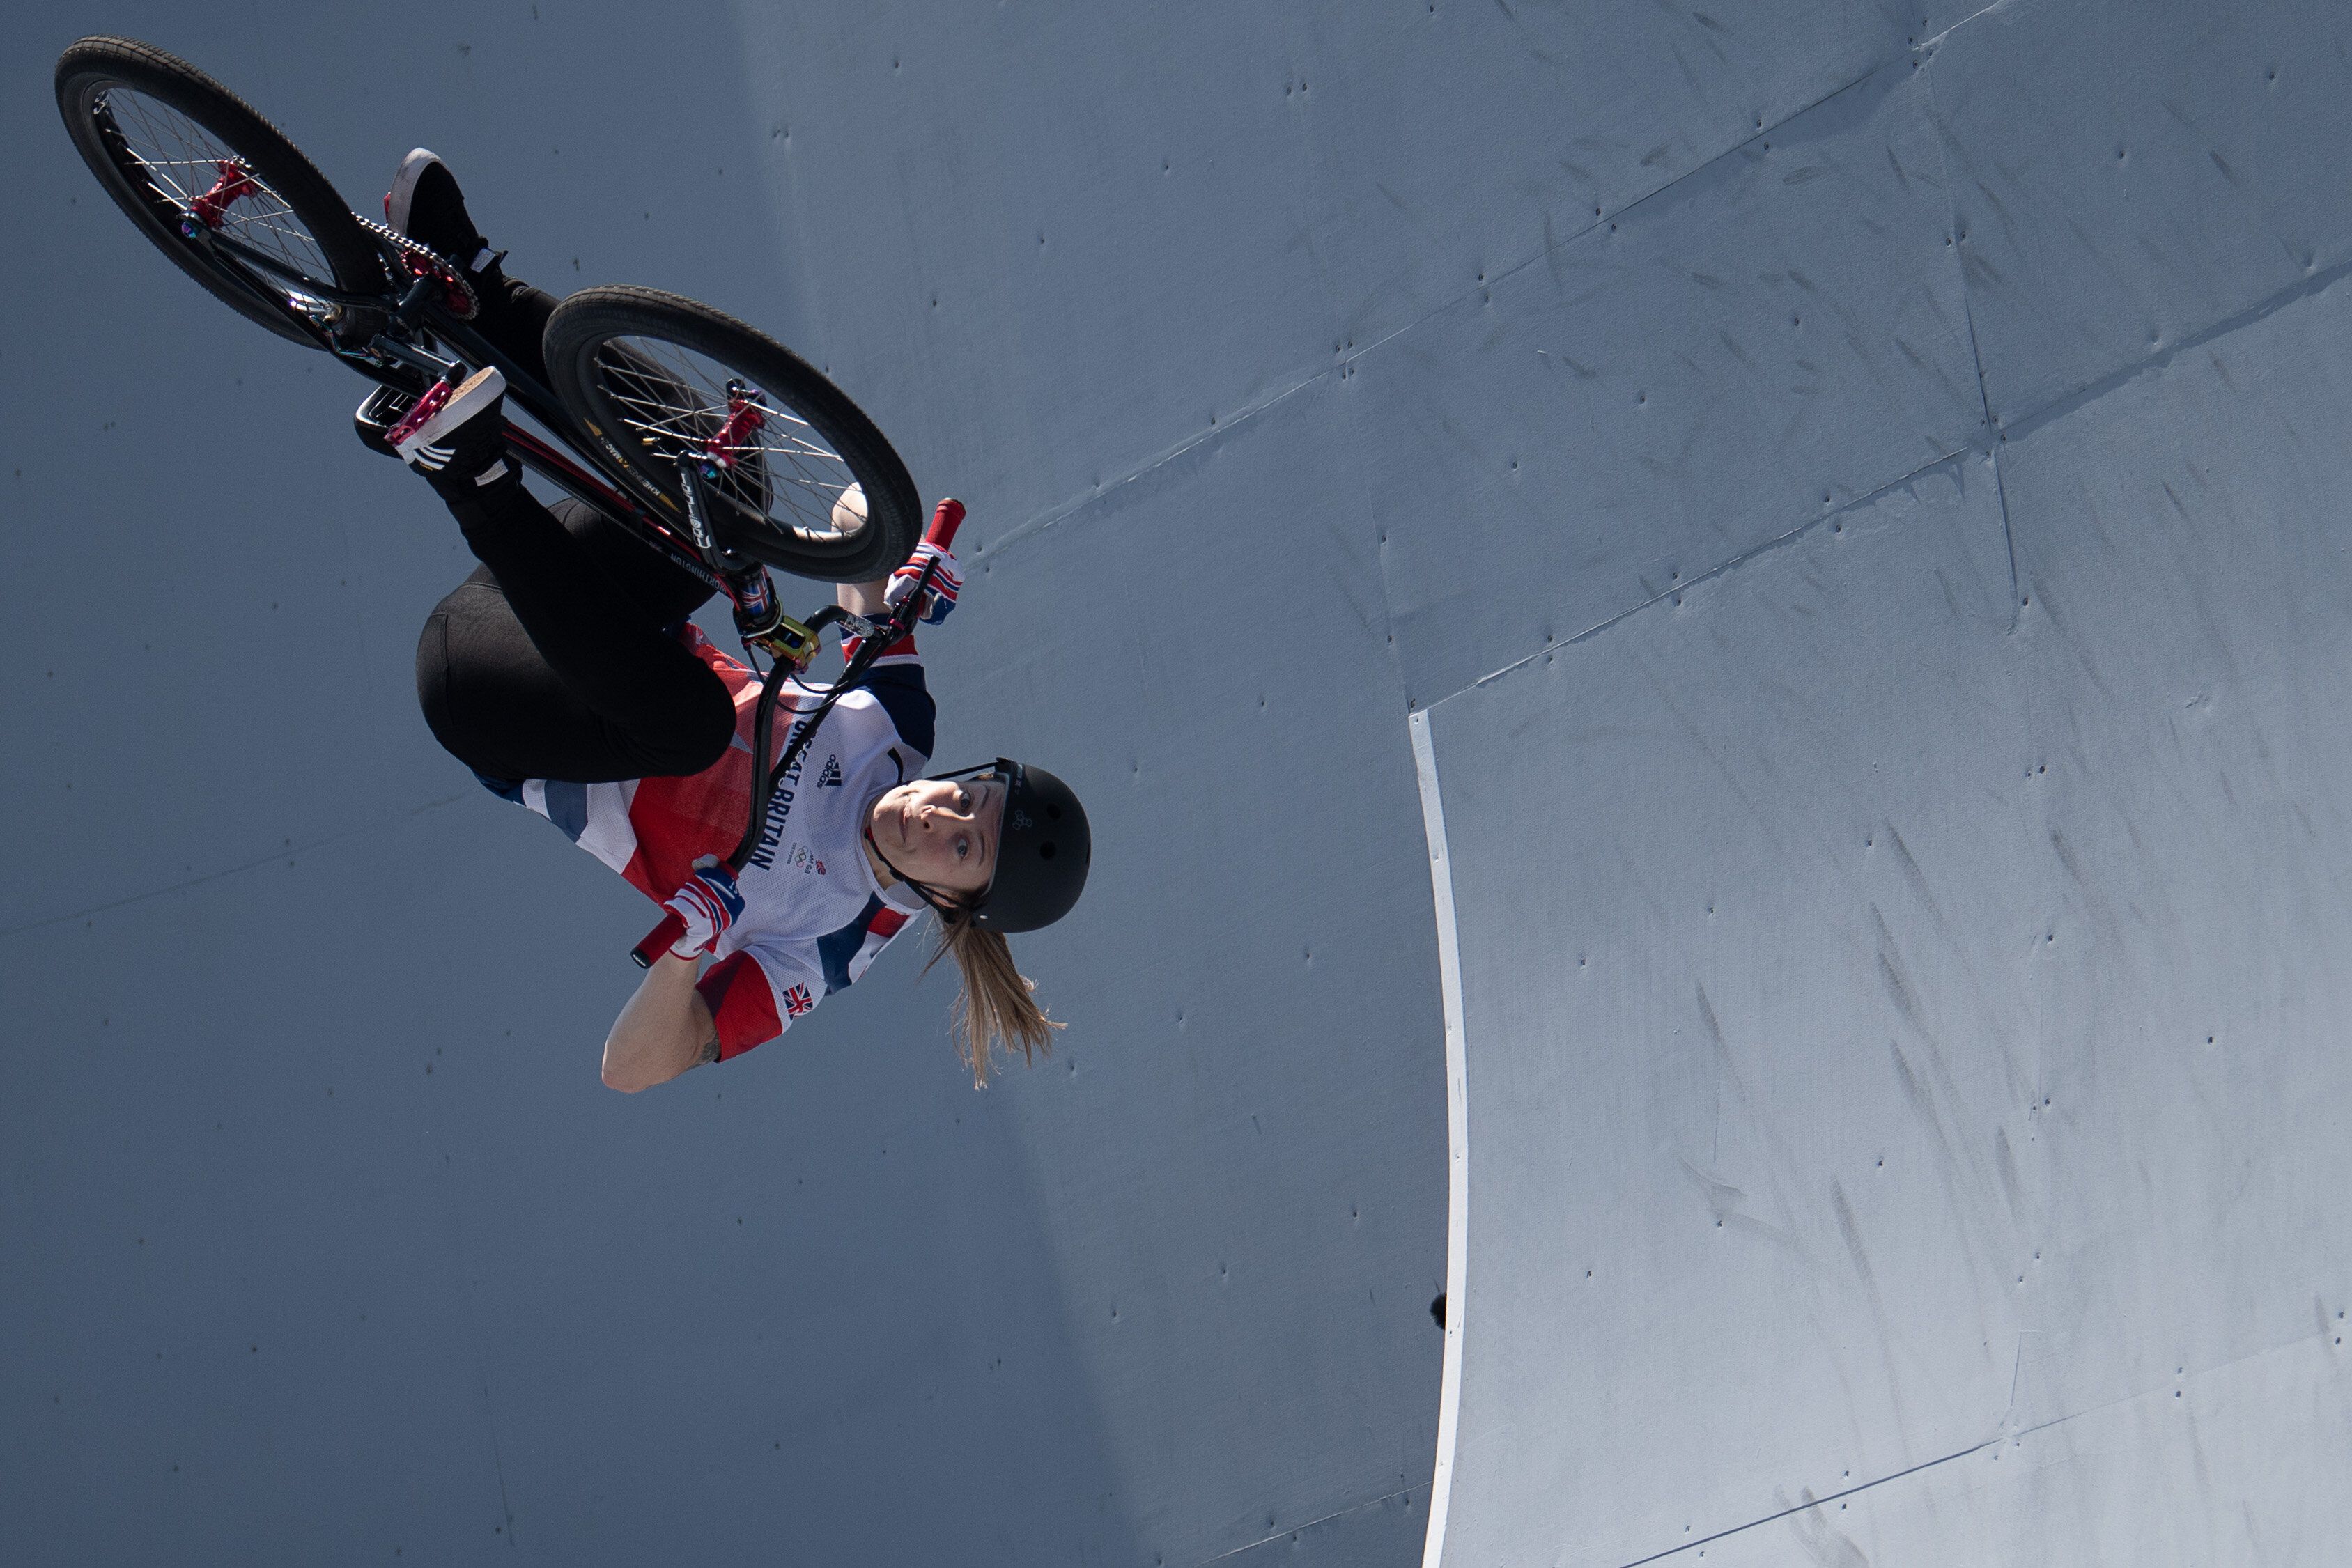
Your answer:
[862,824,972,919]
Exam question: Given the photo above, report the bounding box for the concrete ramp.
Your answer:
[1412,2,2352,1562]
[4,1,2350,1565]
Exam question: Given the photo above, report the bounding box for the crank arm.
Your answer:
[366,333,461,382]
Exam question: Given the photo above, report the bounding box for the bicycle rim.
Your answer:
[91,87,345,336]
[547,287,918,580]
[588,334,866,548]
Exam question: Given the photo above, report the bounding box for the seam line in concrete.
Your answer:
[2009,1320,2349,1445]
[1994,255,2352,446]
[1611,1438,1999,1568]
[2,793,468,935]
[1614,1321,2345,1567]
[1191,1485,1422,1567]
[1419,445,1975,714]
[1416,231,2352,716]
[992,54,1914,564]
[1921,0,2014,54]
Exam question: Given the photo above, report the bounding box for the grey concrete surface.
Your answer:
[8,1,2352,1565]
[6,4,1450,1565]
[1410,1,2352,1565]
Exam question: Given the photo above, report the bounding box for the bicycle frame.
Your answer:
[186,210,821,662]
[188,208,974,972]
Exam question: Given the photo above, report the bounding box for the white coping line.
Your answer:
[1408,708,1471,1568]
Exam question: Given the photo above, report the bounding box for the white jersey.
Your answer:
[488,626,936,1059]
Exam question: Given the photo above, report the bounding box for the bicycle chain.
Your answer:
[353,212,479,319]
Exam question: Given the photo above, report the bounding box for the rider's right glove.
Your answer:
[663,857,745,958]
[883,542,962,626]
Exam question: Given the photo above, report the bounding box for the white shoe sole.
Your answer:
[392,365,507,465]
[385,148,439,235]
[385,147,495,272]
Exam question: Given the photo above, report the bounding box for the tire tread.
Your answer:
[544,285,920,583]
[55,35,385,348]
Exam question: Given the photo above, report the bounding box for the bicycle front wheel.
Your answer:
[56,36,386,349]
[543,286,921,584]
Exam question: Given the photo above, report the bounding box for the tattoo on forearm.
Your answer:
[695,1032,720,1067]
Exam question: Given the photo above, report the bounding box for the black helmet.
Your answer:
[931,759,1090,932]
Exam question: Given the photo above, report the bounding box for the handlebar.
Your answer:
[628,499,968,969]
[631,910,690,969]
[925,497,965,550]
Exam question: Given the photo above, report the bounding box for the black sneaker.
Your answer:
[386,148,497,274]
[388,366,514,493]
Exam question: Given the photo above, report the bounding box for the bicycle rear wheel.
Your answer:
[56,36,386,348]
[543,286,920,584]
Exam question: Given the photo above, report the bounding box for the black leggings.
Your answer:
[411,278,735,784]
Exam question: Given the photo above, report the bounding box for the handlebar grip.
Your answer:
[924,497,965,549]
[630,911,687,969]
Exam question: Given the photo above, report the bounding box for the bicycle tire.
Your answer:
[543,286,920,583]
[56,36,386,349]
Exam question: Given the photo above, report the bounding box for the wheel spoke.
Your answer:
[590,332,865,541]
[98,86,340,303]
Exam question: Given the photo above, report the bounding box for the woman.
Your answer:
[373,150,1090,1090]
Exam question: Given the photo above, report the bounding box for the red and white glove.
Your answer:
[663,857,745,958]
[883,542,961,626]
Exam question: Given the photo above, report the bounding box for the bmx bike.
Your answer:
[58,35,969,968]
[54,33,936,675]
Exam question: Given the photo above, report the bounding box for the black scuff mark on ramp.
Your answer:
[1919,52,2022,621]
[1992,1125,2028,1223]
[1883,825,1947,932]
[1691,984,1825,1270]
[1829,1178,1878,1295]
[1784,1484,1873,1568]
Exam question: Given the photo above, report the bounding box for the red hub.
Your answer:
[702,393,767,471]
[189,160,258,228]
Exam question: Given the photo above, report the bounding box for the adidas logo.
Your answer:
[815,754,843,789]
[406,442,510,487]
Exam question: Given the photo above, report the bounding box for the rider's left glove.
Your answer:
[883,543,961,626]
[664,857,745,958]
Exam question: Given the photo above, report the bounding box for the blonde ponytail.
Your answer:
[924,906,1061,1087]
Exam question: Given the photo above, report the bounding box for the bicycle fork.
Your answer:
[672,450,823,669]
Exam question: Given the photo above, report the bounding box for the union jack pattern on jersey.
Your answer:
[487,622,936,1060]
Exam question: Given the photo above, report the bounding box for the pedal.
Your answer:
[353,384,415,460]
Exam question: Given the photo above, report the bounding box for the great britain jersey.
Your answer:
[483,625,936,1060]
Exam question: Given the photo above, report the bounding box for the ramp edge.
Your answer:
[1409,708,1470,1568]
